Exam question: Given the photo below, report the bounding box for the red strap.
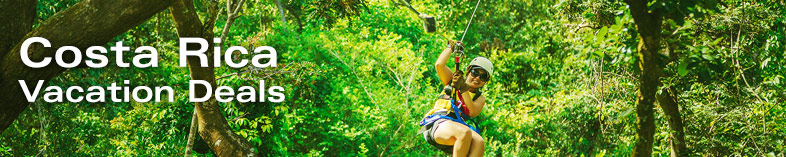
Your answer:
[456,91,470,116]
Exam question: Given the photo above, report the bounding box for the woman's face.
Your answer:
[465,68,489,89]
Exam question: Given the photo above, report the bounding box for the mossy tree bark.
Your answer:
[170,0,256,156]
[626,0,691,156]
[0,0,173,133]
[657,87,688,156]
[0,0,255,156]
[0,0,36,58]
[625,0,663,156]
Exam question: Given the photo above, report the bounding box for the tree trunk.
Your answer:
[184,108,199,156]
[276,0,287,23]
[170,0,256,156]
[657,87,687,156]
[0,0,36,58]
[0,0,173,133]
[624,0,663,156]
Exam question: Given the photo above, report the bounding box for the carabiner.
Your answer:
[452,42,465,58]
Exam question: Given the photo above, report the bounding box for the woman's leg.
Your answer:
[433,121,473,156]
[468,131,484,157]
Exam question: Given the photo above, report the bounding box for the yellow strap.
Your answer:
[424,92,475,117]
[424,95,453,117]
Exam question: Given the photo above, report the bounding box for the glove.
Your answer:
[446,40,464,51]
[451,69,468,92]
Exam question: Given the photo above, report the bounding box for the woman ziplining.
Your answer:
[416,0,490,156]
[419,40,493,156]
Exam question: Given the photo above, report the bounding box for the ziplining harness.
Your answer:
[418,43,480,134]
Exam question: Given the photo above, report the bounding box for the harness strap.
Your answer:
[418,110,479,134]
[457,90,470,115]
[419,93,480,134]
[452,92,480,133]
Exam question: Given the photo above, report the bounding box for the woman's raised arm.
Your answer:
[435,44,455,86]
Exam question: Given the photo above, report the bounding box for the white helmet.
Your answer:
[467,57,493,80]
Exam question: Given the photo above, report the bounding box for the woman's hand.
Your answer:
[436,39,464,87]
[451,69,468,92]
[446,40,464,51]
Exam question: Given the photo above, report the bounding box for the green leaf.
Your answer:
[678,62,689,76]
[702,54,714,61]
[597,26,608,41]
[594,50,605,58]
[610,24,621,33]
[761,58,771,69]
[710,37,724,45]
[682,20,693,29]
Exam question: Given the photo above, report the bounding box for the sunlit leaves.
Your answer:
[2,0,784,156]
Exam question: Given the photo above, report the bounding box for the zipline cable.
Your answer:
[398,0,421,14]
[460,0,482,42]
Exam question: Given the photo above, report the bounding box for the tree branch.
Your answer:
[657,87,687,157]
[170,0,256,156]
[0,0,174,133]
[220,0,247,43]
[276,0,287,23]
[0,0,36,58]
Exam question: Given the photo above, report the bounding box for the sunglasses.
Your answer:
[469,68,490,82]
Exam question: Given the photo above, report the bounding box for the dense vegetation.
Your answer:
[0,0,784,156]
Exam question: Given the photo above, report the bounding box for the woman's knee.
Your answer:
[457,128,473,142]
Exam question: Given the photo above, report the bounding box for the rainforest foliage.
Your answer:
[0,0,784,156]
